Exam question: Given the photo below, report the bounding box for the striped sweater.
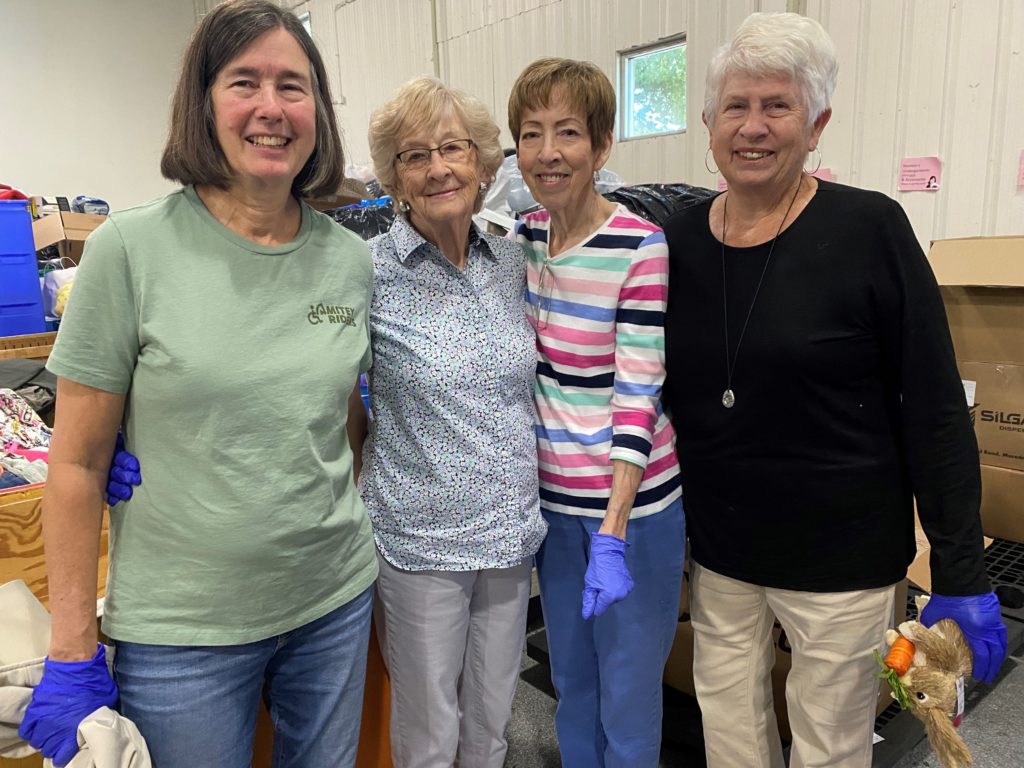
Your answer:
[516,204,681,519]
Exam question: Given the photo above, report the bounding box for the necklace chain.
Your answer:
[720,175,804,409]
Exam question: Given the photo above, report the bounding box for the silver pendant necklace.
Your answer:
[720,176,803,409]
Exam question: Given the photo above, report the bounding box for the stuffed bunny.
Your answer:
[879,615,973,768]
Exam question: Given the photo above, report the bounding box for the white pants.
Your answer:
[690,563,896,768]
[374,553,532,768]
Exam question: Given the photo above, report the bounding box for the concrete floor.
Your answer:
[505,629,1024,767]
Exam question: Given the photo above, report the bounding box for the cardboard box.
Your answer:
[929,236,1024,542]
[979,465,1024,543]
[960,361,1024,472]
[32,210,106,264]
[662,574,907,742]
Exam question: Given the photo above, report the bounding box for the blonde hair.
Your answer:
[368,77,503,213]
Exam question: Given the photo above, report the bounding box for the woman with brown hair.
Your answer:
[19,2,377,766]
[509,58,684,768]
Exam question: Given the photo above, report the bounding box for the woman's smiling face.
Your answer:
[516,86,611,218]
[393,113,482,233]
[209,27,317,193]
[707,72,828,192]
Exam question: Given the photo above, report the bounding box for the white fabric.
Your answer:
[0,580,150,766]
[0,580,51,665]
[0,580,49,758]
[374,554,531,768]
[690,564,896,768]
[0,660,42,758]
[45,706,151,768]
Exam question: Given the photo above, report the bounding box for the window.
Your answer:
[619,36,686,140]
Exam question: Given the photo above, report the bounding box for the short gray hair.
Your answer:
[704,12,838,129]
[368,77,503,214]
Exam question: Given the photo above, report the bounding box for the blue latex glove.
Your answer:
[581,532,634,619]
[19,644,119,767]
[105,432,141,507]
[920,592,1008,684]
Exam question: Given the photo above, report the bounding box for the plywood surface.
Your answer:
[0,487,108,609]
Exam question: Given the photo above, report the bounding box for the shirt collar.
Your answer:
[390,213,495,265]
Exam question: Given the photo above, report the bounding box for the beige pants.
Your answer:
[690,563,896,768]
[374,554,532,768]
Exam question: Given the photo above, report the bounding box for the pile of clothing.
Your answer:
[0,580,152,766]
[0,360,55,490]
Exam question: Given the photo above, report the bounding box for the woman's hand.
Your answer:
[18,644,118,767]
[920,592,1007,683]
[105,432,141,506]
[581,532,634,619]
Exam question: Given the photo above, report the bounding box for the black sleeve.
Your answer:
[877,201,990,596]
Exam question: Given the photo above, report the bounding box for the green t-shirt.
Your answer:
[47,186,378,645]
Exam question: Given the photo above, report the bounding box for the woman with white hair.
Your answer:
[662,12,1006,768]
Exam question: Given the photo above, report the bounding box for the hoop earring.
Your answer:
[805,146,822,174]
[397,199,410,213]
[704,148,719,175]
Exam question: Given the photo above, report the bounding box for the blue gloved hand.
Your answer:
[920,592,1008,684]
[18,644,119,767]
[105,432,141,507]
[581,532,634,620]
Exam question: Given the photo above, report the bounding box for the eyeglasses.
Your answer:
[532,259,553,331]
[395,139,475,170]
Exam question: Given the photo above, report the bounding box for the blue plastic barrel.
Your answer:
[0,200,46,336]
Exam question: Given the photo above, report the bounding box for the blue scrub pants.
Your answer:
[536,500,685,768]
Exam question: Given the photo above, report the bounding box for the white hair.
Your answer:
[704,12,838,128]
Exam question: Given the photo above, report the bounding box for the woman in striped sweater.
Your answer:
[509,58,684,768]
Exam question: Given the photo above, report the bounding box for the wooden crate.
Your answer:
[0,486,109,610]
[0,333,57,362]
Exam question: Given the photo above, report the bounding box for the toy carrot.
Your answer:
[875,635,916,710]
[884,636,916,676]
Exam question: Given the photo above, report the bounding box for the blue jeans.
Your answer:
[114,586,373,768]
[536,501,685,768]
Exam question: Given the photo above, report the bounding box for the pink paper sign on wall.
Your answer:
[1018,150,1024,188]
[899,156,942,191]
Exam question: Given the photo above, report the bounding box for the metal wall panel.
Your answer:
[808,0,1023,243]
[197,0,1022,243]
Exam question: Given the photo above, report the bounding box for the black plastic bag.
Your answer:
[603,184,715,228]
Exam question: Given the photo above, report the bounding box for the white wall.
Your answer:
[292,0,1023,248]
[0,0,197,211]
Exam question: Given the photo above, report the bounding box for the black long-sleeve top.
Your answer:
[662,180,989,594]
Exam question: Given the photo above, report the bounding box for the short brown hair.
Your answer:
[160,0,344,198]
[507,58,616,152]
[368,76,503,214]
